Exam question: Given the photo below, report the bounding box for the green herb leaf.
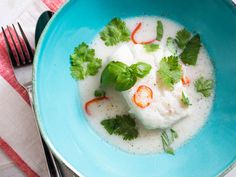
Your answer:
[101,61,151,91]
[115,69,137,91]
[70,64,86,80]
[70,42,102,80]
[156,21,163,41]
[100,61,128,87]
[180,34,201,65]
[181,92,191,106]
[194,77,214,97]
[87,58,102,75]
[101,115,138,140]
[94,89,106,97]
[100,18,130,46]
[130,62,152,78]
[73,42,95,62]
[166,37,178,55]
[170,129,178,141]
[161,128,178,155]
[175,29,191,49]
[157,56,182,89]
[143,44,159,52]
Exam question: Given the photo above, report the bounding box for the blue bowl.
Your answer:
[33,0,236,176]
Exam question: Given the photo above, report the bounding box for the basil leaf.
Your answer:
[101,61,128,87]
[180,34,201,65]
[130,62,152,78]
[107,61,128,75]
[101,61,151,91]
[115,69,137,91]
[156,21,163,41]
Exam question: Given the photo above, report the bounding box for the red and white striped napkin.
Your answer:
[0,0,65,176]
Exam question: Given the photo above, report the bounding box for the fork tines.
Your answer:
[1,23,34,67]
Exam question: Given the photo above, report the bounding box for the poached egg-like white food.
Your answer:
[110,44,190,129]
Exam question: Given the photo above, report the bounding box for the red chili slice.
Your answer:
[133,85,153,108]
[85,96,109,115]
[131,22,157,44]
[181,76,190,85]
[140,39,157,44]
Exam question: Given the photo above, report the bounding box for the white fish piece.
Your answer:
[109,44,134,65]
[109,44,190,129]
[131,44,156,66]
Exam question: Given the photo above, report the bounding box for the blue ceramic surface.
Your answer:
[33,0,236,176]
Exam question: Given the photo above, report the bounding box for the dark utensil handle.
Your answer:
[42,139,63,177]
[35,11,54,46]
[25,73,63,177]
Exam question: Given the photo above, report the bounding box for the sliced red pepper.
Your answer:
[85,96,109,115]
[140,39,157,44]
[133,85,153,108]
[181,76,190,85]
[131,22,157,44]
[131,22,142,44]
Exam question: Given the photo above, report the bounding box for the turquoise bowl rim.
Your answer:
[32,1,85,176]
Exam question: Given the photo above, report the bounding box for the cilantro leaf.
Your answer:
[70,42,102,80]
[175,29,191,49]
[73,42,95,62]
[157,56,182,89]
[156,21,163,41]
[180,34,201,65]
[161,128,178,155]
[194,77,214,97]
[94,89,106,97]
[130,62,152,78]
[70,66,86,80]
[101,115,138,140]
[167,37,178,55]
[101,61,151,91]
[87,58,102,75]
[100,18,130,46]
[181,92,191,106]
[144,44,159,52]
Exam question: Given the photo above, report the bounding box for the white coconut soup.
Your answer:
[77,17,214,154]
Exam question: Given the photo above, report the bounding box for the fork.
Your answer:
[1,23,63,177]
